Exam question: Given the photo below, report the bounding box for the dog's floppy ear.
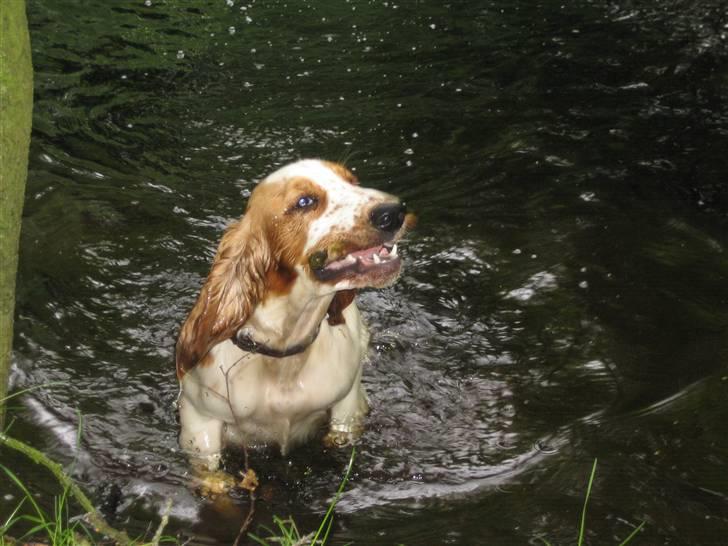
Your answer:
[176,214,271,378]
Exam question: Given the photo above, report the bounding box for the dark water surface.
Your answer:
[4,0,728,544]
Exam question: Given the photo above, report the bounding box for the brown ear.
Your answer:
[326,289,357,326]
[176,216,271,378]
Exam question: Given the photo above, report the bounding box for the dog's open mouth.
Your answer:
[312,243,401,284]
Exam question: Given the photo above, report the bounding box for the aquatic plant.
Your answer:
[249,448,356,546]
[537,459,645,546]
[0,416,355,546]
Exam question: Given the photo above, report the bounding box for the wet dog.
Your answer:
[175,159,413,468]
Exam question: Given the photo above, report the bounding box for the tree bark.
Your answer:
[0,0,33,426]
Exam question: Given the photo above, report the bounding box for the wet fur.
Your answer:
[175,159,411,463]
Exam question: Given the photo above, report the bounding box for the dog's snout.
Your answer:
[370,202,406,233]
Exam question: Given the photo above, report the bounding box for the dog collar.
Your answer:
[231,323,321,358]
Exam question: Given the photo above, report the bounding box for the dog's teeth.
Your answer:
[373,253,381,264]
[344,255,356,265]
[391,244,398,256]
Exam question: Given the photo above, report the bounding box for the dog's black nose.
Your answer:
[370,202,406,233]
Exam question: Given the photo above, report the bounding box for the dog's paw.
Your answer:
[323,429,352,448]
[323,422,362,448]
[193,469,237,498]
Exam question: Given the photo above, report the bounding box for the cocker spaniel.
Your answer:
[175,159,413,466]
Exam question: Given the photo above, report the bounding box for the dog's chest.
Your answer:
[188,321,365,426]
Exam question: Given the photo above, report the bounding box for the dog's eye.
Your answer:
[295,195,317,209]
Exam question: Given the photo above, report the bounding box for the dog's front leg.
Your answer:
[178,393,224,467]
[178,394,239,496]
[324,367,369,447]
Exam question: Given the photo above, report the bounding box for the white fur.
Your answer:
[177,159,406,464]
[261,159,393,252]
[178,297,369,457]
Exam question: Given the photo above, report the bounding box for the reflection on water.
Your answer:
[4,0,728,543]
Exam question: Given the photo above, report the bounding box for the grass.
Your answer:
[0,441,648,546]
[1,463,93,546]
[537,459,645,546]
[0,421,356,546]
[0,460,178,546]
[0,445,356,546]
[1,388,93,545]
[0,386,358,546]
[1,387,645,546]
[249,448,356,546]
[0,388,173,545]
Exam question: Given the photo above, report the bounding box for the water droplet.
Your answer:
[404,148,414,155]
[144,0,152,5]
[226,0,234,5]
[412,132,419,138]
[176,50,185,59]
[429,23,436,30]
[228,26,236,35]
[579,280,589,289]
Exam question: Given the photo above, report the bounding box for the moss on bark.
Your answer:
[0,0,33,424]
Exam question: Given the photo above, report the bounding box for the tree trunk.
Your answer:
[0,0,33,426]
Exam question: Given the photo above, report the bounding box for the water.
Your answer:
[4,0,728,543]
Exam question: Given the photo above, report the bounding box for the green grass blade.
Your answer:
[248,535,270,546]
[0,463,46,524]
[0,382,64,405]
[24,521,52,537]
[319,513,335,545]
[577,458,598,546]
[310,447,356,545]
[618,521,645,545]
[248,523,278,545]
[1,496,26,534]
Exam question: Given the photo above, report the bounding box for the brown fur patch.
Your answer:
[327,290,357,326]
[176,176,332,377]
[273,177,329,268]
[266,265,298,296]
[176,205,272,378]
[176,161,401,378]
[322,161,359,185]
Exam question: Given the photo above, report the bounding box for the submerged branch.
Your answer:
[219,352,257,546]
[0,432,132,544]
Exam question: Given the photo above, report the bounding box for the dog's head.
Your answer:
[176,159,414,376]
[253,159,414,291]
